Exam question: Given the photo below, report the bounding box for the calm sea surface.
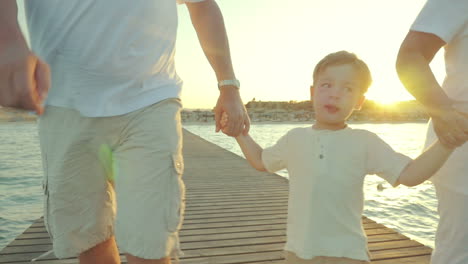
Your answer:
[0,122,43,251]
[0,121,436,251]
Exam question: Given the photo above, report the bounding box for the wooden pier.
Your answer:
[0,130,432,263]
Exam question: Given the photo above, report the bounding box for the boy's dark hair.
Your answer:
[312,51,372,93]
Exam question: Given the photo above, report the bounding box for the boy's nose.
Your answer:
[329,87,343,98]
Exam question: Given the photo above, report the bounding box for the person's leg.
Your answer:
[425,121,468,264]
[38,106,120,260]
[432,184,468,264]
[79,236,120,264]
[114,99,184,262]
[284,252,369,264]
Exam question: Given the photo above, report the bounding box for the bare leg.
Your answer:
[79,236,121,264]
[126,254,171,264]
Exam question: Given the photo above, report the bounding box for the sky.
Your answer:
[17,0,444,109]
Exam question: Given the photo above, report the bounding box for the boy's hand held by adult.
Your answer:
[0,40,50,115]
[214,86,250,137]
[397,139,455,187]
[428,105,468,149]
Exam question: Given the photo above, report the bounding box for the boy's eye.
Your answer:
[321,83,331,88]
[346,87,353,92]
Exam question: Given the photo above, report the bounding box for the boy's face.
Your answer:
[311,63,365,130]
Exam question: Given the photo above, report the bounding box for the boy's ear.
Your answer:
[354,95,366,110]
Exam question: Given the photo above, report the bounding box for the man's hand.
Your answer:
[214,86,250,137]
[187,0,248,136]
[429,105,468,148]
[0,42,50,115]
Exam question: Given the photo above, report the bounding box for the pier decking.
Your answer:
[0,130,432,263]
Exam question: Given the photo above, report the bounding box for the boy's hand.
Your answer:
[223,112,249,139]
[453,101,468,116]
[214,86,250,137]
[454,101,468,146]
[220,112,229,134]
[429,103,468,149]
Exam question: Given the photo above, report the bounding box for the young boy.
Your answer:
[221,51,461,264]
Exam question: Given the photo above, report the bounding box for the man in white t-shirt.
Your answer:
[396,0,468,263]
[0,0,250,264]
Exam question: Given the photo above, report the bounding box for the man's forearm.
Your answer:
[0,0,25,48]
[396,51,452,112]
[397,140,454,187]
[187,0,236,81]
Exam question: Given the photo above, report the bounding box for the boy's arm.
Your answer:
[235,134,266,172]
[185,0,250,137]
[0,0,50,114]
[396,140,455,187]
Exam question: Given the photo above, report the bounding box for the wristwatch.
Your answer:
[218,79,240,90]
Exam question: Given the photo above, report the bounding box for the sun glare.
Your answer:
[372,98,399,106]
[365,84,416,107]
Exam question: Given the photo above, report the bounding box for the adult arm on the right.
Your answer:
[396,31,468,148]
[0,0,49,114]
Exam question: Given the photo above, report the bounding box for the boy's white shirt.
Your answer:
[24,0,205,117]
[410,0,468,194]
[262,127,411,261]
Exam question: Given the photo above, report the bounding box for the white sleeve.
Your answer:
[366,132,412,187]
[177,0,206,4]
[410,0,468,43]
[261,132,289,173]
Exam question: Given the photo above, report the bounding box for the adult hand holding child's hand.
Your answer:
[220,112,229,134]
[453,101,468,116]
[430,102,468,148]
[214,86,250,137]
[453,100,468,136]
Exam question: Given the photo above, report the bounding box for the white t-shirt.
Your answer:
[25,0,204,117]
[262,127,411,261]
[411,0,468,194]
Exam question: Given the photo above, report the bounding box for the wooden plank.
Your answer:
[3,232,415,256]
[373,255,431,263]
[22,220,384,236]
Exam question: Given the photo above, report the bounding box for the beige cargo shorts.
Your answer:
[38,98,185,259]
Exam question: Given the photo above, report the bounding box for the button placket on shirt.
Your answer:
[315,132,330,176]
[316,134,325,160]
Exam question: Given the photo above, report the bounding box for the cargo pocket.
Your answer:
[165,153,185,233]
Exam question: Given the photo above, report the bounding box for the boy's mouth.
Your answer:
[324,104,340,114]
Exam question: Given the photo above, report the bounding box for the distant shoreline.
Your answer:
[0,108,37,123]
[0,117,37,123]
[1,99,434,123]
[183,120,429,125]
[0,119,429,124]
